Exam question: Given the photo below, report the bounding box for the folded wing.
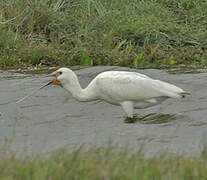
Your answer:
[96,71,185,102]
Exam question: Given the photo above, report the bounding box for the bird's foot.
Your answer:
[125,117,135,123]
[124,116,141,123]
[124,113,157,124]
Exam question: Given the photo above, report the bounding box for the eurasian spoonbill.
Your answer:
[48,67,189,123]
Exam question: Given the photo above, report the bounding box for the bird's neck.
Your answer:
[63,76,98,102]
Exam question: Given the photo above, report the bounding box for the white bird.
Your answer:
[48,67,189,123]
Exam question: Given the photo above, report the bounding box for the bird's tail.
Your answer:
[181,92,191,98]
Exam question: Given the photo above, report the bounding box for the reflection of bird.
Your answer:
[49,67,190,123]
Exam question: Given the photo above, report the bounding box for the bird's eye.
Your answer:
[59,71,62,75]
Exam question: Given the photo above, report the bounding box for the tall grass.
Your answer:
[1,145,207,179]
[0,0,207,68]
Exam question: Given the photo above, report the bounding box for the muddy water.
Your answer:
[0,66,207,156]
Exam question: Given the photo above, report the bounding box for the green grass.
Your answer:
[0,0,207,68]
[1,145,207,179]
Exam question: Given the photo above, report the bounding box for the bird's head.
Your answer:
[48,67,73,87]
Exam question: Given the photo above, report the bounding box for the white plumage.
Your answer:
[50,67,189,121]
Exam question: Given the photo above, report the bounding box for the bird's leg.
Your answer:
[141,113,156,121]
[121,101,134,123]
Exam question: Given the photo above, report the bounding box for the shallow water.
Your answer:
[0,66,207,156]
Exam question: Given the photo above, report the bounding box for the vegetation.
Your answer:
[1,145,207,179]
[0,0,207,68]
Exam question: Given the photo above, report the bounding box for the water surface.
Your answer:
[0,66,207,156]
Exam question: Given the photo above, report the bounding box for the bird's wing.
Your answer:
[96,71,184,101]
